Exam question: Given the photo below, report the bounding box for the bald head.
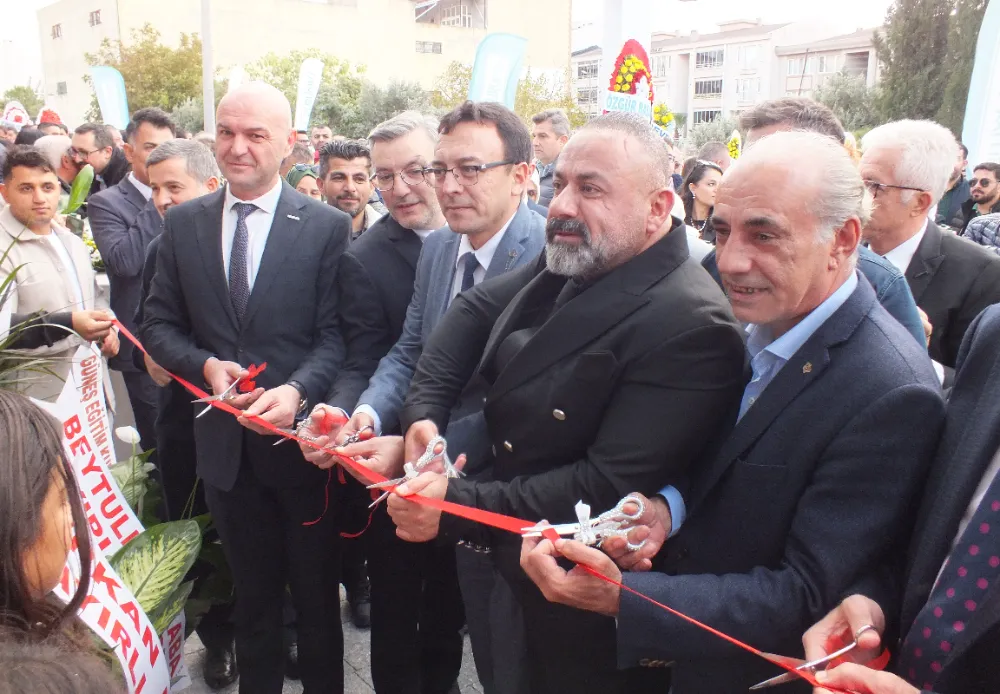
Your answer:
[215,81,295,199]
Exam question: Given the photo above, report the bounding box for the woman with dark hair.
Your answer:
[680,160,724,240]
[12,128,43,146]
[0,628,125,694]
[0,390,92,643]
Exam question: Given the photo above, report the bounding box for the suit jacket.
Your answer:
[139,182,350,491]
[88,176,163,371]
[905,221,1000,368]
[896,305,1000,694]
[357,203,546,457]
[85,147,129,204]
[325,213,423,416]
[616,275,945,694]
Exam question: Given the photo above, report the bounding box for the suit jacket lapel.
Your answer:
[118,176,147,214]
[905,222,946,303]
[193,189,238,330]
[484,205,534,280]
[242,185,308,326]
[385,218,422,270]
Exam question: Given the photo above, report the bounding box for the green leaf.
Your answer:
[148,580,194,635]
[63,165,95,215]
[108,520,202,617]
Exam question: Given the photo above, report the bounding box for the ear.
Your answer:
[558,135,569,146]
[283,129,296,158]
[912,190,934,216]
[123,142,135,165]
[510,162,529,197]
[830,217,861,269]
[647,187,675,235]
[206,176,221,193]
[0,183,8,204]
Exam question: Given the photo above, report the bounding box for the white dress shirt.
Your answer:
[882,221,928,274]
[128,172,152,200]
[44,232,84,307]
[221,180,283,292]
[450,210,516,301]
[414,228,435,241]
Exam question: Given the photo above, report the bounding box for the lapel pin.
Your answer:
[802,362,813,374]
[286,214,300,221]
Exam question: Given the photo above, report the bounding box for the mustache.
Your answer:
[546,218,591,242]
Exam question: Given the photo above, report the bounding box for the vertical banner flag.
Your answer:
[467,33,528,108]
[962,0,1000,167]
[89,66,130,131]
[293,58,324,132]
[600,0,654,119]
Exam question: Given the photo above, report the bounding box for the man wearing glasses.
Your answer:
[960,162,1000,232]
[71,122,129,201]
[860,120,1000,369]
[318,139,383,240]
[299,103,545,694]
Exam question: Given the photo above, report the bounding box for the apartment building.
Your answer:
[775,29,879,99]
[571,44,602,119]
[38,0,571,127]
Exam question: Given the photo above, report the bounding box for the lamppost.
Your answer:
[201,0,215,133]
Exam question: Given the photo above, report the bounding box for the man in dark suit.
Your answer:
[518,130,946,694]
[802,304,1000,694]
[89,108,176,451]
[71,122,130,202]
[860,120,1000,369]
[140,83,350,694]
[355,112,747,694]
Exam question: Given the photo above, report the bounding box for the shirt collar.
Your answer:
[128,172,152,200]
[455,208,517,271]
[224,178,283,215]
[746,270,859,362]
[882,219,928,274]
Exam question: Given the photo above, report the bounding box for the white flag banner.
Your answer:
[293,58,324,132]
[962,0,1000,166]
[163,610,192,692]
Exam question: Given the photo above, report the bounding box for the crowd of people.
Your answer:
[2,81,1000,694]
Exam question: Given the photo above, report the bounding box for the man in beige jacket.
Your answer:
[0,145,118,401]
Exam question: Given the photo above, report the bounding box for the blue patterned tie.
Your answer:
[460,251,479,293]
[229,202,257,322]
[898,470,1000,689]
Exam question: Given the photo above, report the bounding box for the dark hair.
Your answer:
[680,161,724,225]
[531,108,571,138]
[318,139,372,179]
[438,101,532,165]
[13,129,43,146]
[959,143,968,159]
[973,162,1000,179]
[738,97,846,144]
[681,156,698,180]
[124,108,176,143]
[0,628,123,693]
[73,123,113,150]
[1,146,56,181]
[282,142,312,167]
[0,391,92,640]
[38,122,68,136]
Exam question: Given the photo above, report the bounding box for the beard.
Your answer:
[544,217,639,280]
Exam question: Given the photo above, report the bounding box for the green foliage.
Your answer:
[170,97,206,134]
[84,24,204,120]
[815,72,880,131]
[686,117,741,151]
[430,61,473,111]
[340,81,432,138]
[2,86,44,119]
[147,581,194,635]
[62,165,94,215]
[936,0,988,135]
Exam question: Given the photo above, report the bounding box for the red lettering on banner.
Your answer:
[80,358,99,402]
[100,494,123,522]
[90,472,112,497]
[168,621,183,672]
[81,454,102,477]
[112,514,140,545]
[141,624,161,667]
[59,565,74,595]
[91,562,121,602]
[63,415,82,438]
[97,605,111,630]
[69,434,91,457]
[86,400,102,425]
[110,620,135,679]
[79,595,100,611]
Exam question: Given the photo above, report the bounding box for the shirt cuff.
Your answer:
[657,485,686,538]
[352,404,383,436]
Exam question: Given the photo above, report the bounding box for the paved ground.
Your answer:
[184,589,484,694]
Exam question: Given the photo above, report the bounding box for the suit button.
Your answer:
[503,441,513,452]
[639,658,651,667]
[552,409,566,421]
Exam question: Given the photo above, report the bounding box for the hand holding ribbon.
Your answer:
[600,492,672,572]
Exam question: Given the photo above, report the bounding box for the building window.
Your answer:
[651,54,670,78]
[89,10,101,26]
[817,55,837,73]
[694,79,723,98]
[441,2,472,27]
[695,49,724,69]
[737,44,759,66]
[577,60,599,79]
[51,23,62,39]
[57,81,68,95]
[736,77,760,101]
[693,109,722,125]
[787,57,805,76]
[576,88,599,105]
[415,41,442,54]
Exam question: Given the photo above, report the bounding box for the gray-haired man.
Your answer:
[531,108,571,207]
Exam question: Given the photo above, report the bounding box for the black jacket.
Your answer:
[85,147,130,203]
[960,197,1000,233]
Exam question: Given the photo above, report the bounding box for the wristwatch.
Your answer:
[286,380,309,418]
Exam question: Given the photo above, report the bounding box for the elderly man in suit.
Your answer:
[141,82,351,694]
[89,107,176,452]
[802,304,1000,694]
[340,112,748,693]
[518,130,946,693]
[300,102,546,694]
[860,120,1000,369]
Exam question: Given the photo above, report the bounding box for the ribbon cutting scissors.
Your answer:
[191,363,267,418]
[749,624,877,689]
[522,496,648,550]
[367,436,463,508]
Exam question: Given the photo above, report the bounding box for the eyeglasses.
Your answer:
[290,163,318,175]
[970,178,995,188]
[370,166,428,192]
[863,180,926,199]
[425,160,516,188]
[69,146,99,159]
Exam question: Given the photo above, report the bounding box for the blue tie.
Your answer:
[460,251,479,293]
[229,202,257,322]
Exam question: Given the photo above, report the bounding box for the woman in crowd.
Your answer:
[680,160,724,241]
[0,628,125,694]
[287,162,323,200]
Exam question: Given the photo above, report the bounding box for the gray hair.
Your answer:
[146,138,221,183]
[580,111,671,187]
[368,110,439,145]
[33,134,72,169]
[697,141,730,165]
[740,130,872,248]
[861,120,957,205]
[531,108,571,138]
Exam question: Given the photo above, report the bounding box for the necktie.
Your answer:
[229,202,257,322]
[460,251,479,293]
[898,470,1000,689]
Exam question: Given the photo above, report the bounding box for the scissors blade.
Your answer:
[750,637,862,690]
[521,522,583,538]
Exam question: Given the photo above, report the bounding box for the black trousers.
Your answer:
[367,504,465,694]
[121,369,159,455]
[335,474,370,591]
[205,454,343,694]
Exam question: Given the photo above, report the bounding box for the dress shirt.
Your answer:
[449,210,516,300]
[740,271,858,420]
[413,228,435,241]
[127,172,152,200]
[44,232,84,307]
[882,221,928,274]
[221,179,283,292]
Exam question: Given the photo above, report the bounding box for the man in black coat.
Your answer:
[803,304,1000,694]
[140,83,350,694]
[71,122,130,203]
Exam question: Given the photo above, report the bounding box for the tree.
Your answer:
[84,24,204,120]
[430,62,472,112]
[873,0,953,122]
[686,117,740,151]
[244,50,365,136]
[815,72,880,131]
[936,0,988,135]
[2,86,44,119]
[342,81,431,138]
[170,97,206,134]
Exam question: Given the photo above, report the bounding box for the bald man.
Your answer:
[140,82,352,693]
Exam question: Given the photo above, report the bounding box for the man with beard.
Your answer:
[960,162,1000,231]
[339,112,747,693]
[319,139,383,240]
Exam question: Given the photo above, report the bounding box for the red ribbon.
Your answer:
[114,320,884,691]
